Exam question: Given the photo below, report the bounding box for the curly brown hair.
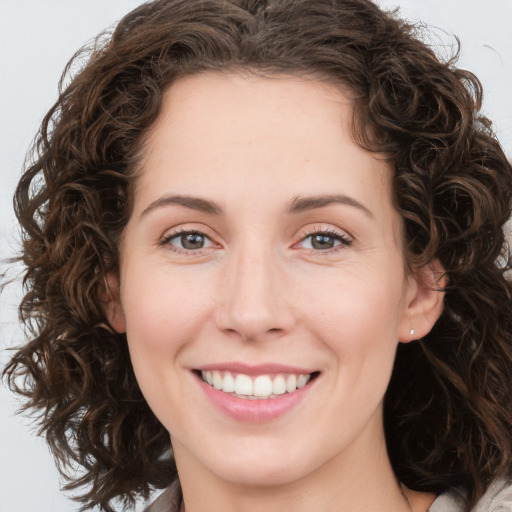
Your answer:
[4,0,512,510]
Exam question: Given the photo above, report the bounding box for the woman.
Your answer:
[4,1,512,511]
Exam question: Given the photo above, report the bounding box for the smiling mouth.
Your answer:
[198,370,320,399]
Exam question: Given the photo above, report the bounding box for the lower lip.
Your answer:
[196,375,315,423]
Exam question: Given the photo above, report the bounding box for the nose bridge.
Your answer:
[216,236,293,340]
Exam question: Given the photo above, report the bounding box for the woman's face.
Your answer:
[109,73,434,488]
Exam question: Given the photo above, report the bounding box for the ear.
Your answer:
[99,272,126,333]
[399,260,447,343]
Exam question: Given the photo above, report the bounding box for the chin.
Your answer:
[191,440,318,488]
[211,460,307,488]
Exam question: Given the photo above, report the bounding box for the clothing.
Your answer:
[143,480,181,512]
[144,478,512,512]
[428,479,512,512]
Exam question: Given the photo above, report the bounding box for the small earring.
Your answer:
[409,328,415,336]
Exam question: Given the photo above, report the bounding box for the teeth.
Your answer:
[297,374,309,388]
[200,370,313,398]
[234,374,253,395]
[272,375,287,395]
[254,375,273,397]
[223,372,235,393]
[286,374,297,392]
[212,370,222,390]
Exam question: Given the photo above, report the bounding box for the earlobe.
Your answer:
[400,261,447,343]
[99,272,127,333]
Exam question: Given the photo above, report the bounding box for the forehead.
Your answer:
[147,72,355,149]
[134,72,393,214]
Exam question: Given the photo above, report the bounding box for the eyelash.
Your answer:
[159,226,352,255]
[159,228,216,254]
[296,227,352,254]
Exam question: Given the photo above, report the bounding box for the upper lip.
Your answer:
[195,362,317,376]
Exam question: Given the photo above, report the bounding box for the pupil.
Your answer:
[182,233,204,249]
[312,234,334,250]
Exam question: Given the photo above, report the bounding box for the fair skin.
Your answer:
[106,73,444,512]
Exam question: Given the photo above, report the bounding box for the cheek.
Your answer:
[121,268,212,354]
[302,267,406,387]
[306,273,405,339]
[119,273,210,421]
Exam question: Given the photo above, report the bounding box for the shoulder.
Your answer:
[143,479,512,512]
[429,479,512,512]
[143,480,182,512]
[473,479,512,512]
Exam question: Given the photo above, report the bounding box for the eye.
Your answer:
[161,230,215,251]
[298,230,352,251]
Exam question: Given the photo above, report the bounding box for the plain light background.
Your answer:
[1,1,511,511]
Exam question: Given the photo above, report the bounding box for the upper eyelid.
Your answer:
[297,224,353,241]
[158,227,218,251]
[301,227,349,237]
[159,229,219,255]
[298,232,352,247]
[160,223,217,239]
[162,229,211,241]
[158,223,353,245]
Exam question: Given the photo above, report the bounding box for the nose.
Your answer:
[214,244,296,342]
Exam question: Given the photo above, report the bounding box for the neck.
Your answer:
[173,418,435,512]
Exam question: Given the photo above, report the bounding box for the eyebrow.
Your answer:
[140,193,373,218]
[140,194,224,217]
[287,194,374,217]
